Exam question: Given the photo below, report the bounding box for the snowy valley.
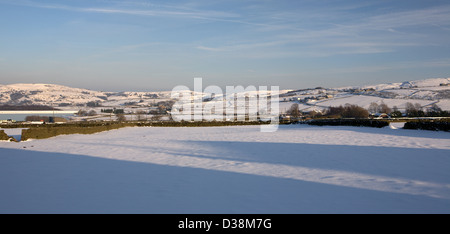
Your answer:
[1,78,449,115]
[1,78,450,214]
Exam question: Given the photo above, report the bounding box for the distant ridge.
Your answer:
[1,77,449,111]
[0,104,59,111]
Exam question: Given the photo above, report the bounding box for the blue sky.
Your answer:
[0,0,450,91]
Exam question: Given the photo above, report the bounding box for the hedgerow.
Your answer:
[403,119,450,131]
[20,121,268,141]
[0,130,10,141]
[307,119,389,128]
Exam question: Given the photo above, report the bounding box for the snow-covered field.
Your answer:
[1,125,449,213]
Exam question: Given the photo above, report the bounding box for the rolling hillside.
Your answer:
[1,78,449,113]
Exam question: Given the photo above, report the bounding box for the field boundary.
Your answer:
[3,118,448,141]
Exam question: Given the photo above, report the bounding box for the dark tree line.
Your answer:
[101,108,124,114]
[405,103,449,117]
[286,101,448,119]
[324,104,369,119]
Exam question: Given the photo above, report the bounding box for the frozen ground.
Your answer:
[1,125,450,213]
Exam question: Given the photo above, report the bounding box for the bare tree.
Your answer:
[309,110,321,118]
[368,102,379,114]
[342,104,369,118]
[151,115,162,122]
[405,102,416,114]
[405,102,425,117]
[88,110,97,116]
[414,103,422,111]
[326,104,368,118]
[116,114,126,122]
[377,102,391,114]
[77,109,88,116]
[287,103,300,118]
[135,110,147,121]
[390,106,402,118]
[428,103,442,113]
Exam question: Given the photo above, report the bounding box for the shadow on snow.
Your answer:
[1,147,449,214]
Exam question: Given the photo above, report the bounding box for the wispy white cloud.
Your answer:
[80,7,239,20]
[363,5,450,30]
[255,4,450,57]
[2,0,450,60]
[0,0,240,20]
[322,58,450,75]
[195,46,225,52]
[196,41,286,52]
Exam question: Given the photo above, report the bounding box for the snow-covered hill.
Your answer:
[0,83,172,108]
[280,77,450,112]
[0,83,107,107]
[1,77,449,112]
